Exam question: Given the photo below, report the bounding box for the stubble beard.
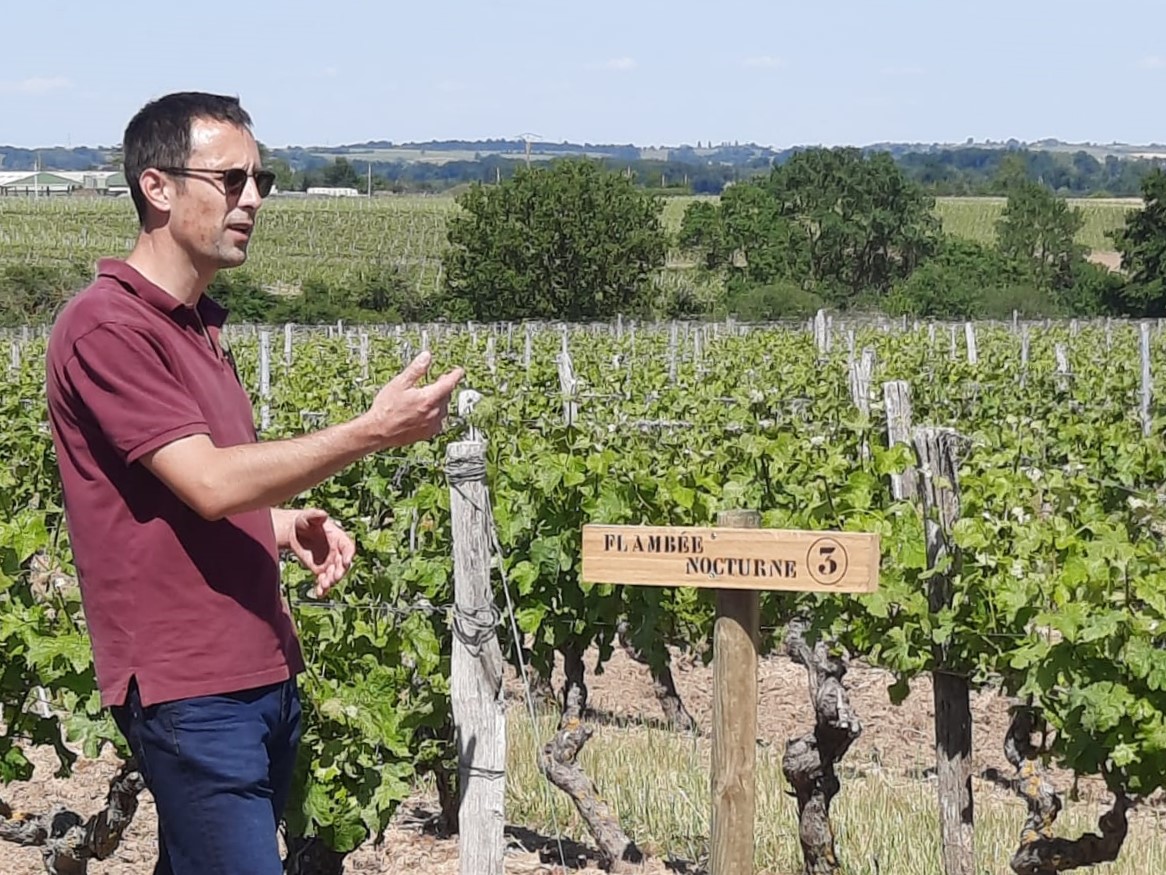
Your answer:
[213,234,250,269]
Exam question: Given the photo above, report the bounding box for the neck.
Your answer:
[125,233,213,308]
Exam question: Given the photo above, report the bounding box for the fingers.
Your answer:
[297,508,328,526]
[391,351,432,389]
[337,529,357,565]
[426,367,465,399]
[304,522,356,599]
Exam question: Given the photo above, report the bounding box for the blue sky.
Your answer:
[2,0,1164,149]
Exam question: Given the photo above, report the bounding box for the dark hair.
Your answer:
[122,91,253,224]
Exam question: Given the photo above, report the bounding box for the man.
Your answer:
[44,91,463,875]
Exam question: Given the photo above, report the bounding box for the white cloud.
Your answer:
[741,55,786,70]
[601,57,637,71]
[321,67,339,78]
[1138,55,1165,70]
[0,76,73,95]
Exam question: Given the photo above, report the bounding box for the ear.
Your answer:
[137,168,174,218]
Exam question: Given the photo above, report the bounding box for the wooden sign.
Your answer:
[581,524,879,593]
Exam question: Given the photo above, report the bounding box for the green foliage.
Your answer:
[0,262,89,325]
[996,178,1087,299]
[0,358,111,785]
[7,311,1166,863]
[675,199,729,270]
[207,266,437,325]
[717,280,826,322]
[679,147,942,308]
[441,159,669,320]
[897,146,1165,198]
[207,271,281,322]
[1111,168,1166,317]
[885,238,1018,319]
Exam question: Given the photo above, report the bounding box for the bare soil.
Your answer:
[1088,249,1123,272]
[0,645,1140,874]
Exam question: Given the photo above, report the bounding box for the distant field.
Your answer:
[933,196,1138,252]
[0,195,457,296]
[322,148,615,165]
[329,149,489,164]
[0,194,1139,298]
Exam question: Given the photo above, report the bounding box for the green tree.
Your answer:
[995,179,1085,297]
[1111,168,1166,316]
[769,148,940,301]
[884,238,1023,319]
[441,159,668,320]
[676,198,730,270]
[678,147,941,308]
[323,157,363,190]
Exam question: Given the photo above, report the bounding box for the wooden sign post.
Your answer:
[581,513,879,875]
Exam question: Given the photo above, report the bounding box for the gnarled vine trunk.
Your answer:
[536,643,641,872]
[283,835,346,875]
[1004,708,1132,874]
[539,718,643,873]
[560,643,588,726]
[0,758,144,875]
[780,621,861,875]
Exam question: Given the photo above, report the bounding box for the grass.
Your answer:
[501,706,1165,874]
[934,196,1138,252]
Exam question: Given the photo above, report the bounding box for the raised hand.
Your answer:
[366,351,464,449]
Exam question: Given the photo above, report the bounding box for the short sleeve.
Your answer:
[65,324,210,465]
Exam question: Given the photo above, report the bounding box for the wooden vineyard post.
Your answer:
[883,380,917,501]
[446,440,506,875]
[1055,343,1070,393]
[284,322,293,366]
[849,348,874,417]
[557,333,578,427]
[1020,325,1030,388]
[710,509,761,875]
[814,308,829,357]
[259,329,271,432]
[485,333,496,375]
[914,427,974,875]
[1141,321,1152,437]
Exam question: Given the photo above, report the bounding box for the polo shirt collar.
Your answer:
[96,258,228,327]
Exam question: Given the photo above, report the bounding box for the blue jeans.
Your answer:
[110,677,302,875]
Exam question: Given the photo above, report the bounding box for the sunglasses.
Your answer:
[159,166,276,198]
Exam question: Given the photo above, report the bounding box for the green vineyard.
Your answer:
[0,194,1137,301]
[2,317,1165,873]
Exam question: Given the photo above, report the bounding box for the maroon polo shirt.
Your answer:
[45,258,304,709]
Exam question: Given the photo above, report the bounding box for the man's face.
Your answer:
[167,118,264,272]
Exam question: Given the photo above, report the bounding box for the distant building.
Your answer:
[305,186,361,198]
[0,170,128,197]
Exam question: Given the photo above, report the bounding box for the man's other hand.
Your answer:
[288,509,355,597]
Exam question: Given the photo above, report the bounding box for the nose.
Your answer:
[239,174,264,210]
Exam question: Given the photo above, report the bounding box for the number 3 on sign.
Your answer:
[809,537,848,587]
